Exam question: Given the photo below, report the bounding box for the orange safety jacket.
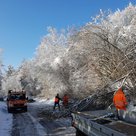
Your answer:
[54,97,59,103]
[113,88,127,110]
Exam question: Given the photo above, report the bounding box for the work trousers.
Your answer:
[53,102,60,110]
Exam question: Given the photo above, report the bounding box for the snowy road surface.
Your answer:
[28,100,76,136]
[12,112,47,136]
[0,100,76,136]
[0,102,12,136]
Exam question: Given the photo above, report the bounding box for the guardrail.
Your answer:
[72,113,126,136]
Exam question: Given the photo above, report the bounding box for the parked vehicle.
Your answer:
[7,90,28,113]
[72,110,136,136]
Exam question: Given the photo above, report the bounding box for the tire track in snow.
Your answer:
[27,112,48,136]
[29,102,76,136]
[12,112,47,136]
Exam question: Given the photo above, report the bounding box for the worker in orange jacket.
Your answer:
[113,87,127,119]
[63,94,69,108]
[53,93,62,111]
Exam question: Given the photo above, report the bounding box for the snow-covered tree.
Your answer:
[29,27,69,97]
[2,4,136,99]
[2,65,22,95]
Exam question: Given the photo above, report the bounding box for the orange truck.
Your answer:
[7,90,27,113]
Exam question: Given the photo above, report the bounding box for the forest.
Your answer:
[0,4,136,103]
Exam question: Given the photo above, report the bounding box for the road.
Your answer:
[11,102,76,136]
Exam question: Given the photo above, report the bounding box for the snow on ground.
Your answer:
[29,98,76,136]
[0,102,13,136]
[34,98,54,106]
[119,103,136,124]
[5,97,136,136]
[0,98,73,136]
[27,113,48,136]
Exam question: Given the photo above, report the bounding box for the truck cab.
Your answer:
[7,90,27,113]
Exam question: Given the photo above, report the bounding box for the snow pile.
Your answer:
[0,102,13,136]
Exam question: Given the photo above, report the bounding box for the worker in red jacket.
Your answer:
[63,94,69,108]
[113,87,127,119]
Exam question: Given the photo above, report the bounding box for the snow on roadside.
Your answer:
[34,98,54,106]
[0,102,13,136]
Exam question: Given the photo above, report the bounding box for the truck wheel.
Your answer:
[76,129,86,136]
[24,106,27,112]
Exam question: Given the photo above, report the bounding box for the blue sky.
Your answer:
[0,0,135,68]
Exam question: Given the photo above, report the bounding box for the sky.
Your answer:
[0,0,136,69]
